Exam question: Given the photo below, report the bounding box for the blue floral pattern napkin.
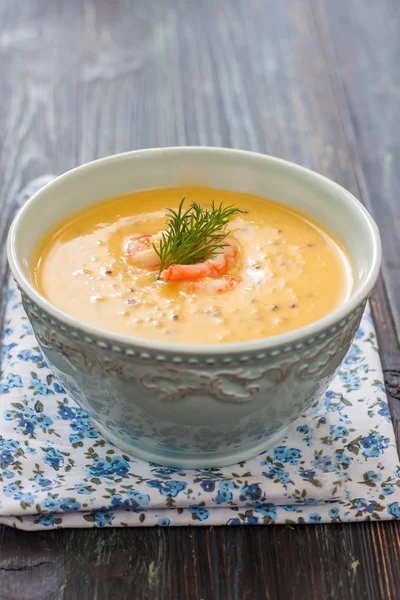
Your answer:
[1,179,399,529]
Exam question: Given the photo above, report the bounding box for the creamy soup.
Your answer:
[32,188,352,344]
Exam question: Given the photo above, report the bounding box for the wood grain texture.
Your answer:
[0,0,399,599]
[318,0,400,340]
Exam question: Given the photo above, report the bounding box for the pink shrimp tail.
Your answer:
[126,235,152,255]
[126,234,160,269]
[160,238,239,281]
[161,261,222,281]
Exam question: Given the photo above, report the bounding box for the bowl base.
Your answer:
[91,418,290,469]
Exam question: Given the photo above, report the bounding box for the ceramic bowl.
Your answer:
[7,148,381,468]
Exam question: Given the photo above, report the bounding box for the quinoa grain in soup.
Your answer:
[32,188,352,344]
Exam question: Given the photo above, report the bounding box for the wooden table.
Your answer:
[0,1,399,598]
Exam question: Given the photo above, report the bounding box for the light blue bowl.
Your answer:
[7,148,381,468]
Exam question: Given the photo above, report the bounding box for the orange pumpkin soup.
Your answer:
[32,188,352,344]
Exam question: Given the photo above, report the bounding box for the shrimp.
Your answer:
[126,234,240,296]
[185,276,241,295]
[125,232,164,269]
[160,237,239,282]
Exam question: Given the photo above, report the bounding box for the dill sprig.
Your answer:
[153,197,242,274]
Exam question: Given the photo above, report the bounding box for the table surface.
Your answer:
[0,1,399,599]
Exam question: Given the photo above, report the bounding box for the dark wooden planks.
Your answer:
[0,523,398,600]
[0,0,399,599]
[314,0,400,443]
[318,0,400,341]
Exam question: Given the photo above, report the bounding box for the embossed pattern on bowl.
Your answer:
[7,148,381,467]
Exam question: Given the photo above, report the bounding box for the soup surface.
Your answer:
[33,188,351,344]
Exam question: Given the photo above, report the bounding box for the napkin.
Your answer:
[0,178,399,529]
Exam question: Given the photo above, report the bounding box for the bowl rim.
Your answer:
[7,146,382,355]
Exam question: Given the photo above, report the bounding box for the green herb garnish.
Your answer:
[153,198,242,275]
